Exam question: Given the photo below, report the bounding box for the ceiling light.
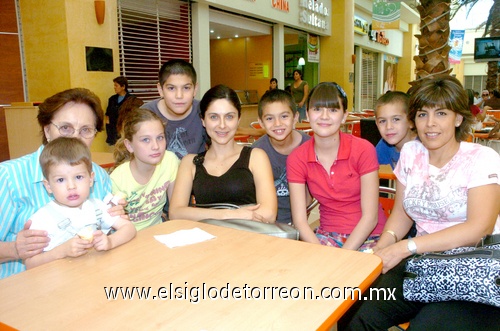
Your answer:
[210,30,214,33]
[298,57,306,66]
[217,36,220,39]
[235,34,239,38]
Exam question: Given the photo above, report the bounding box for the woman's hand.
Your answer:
[15,220,50,260]
[236,204,270,223]
[375,240,410,274]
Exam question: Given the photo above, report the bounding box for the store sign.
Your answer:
[354,16,369,35]
[308,34,320,63]
[449,30,465,64]
[272,0,289,12]
[372,0,401,30]
[299,0,329,31]
[369,25,389,45]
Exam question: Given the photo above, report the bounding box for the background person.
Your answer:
[0,88,126,279]
[290,69,309,122]
[169,85,277,223]
[105,76,138,145]
[484,89,500,111]
[269,77,278,91]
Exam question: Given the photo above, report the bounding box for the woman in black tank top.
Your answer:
[169,85,277,223]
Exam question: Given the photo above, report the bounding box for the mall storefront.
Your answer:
[192,0,332,99]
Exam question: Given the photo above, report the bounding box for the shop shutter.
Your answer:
[118,0,192,101]
[361,50,378,111]
[464,75,487,93]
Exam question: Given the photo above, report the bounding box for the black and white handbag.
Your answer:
[403,234,500,307]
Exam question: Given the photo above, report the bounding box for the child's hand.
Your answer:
[62,237,93,258]
[92,230,112,251]
[107,197,130,221]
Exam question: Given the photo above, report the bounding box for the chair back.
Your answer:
[250,121,262,129]
[379,186,396,218]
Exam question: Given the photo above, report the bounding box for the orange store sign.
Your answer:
[272,0,289,12]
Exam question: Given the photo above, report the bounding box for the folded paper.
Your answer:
[154,228,216,248]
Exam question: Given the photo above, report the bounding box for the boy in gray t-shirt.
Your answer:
[252,89,310,224]
[142,59,208,159]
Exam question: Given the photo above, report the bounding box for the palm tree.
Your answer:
[411,0,453,88]
[411,0,500,90]
[482,0,500,90]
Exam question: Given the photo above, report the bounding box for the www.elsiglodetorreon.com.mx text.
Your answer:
[104,282,396,303]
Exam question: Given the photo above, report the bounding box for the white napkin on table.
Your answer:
[154,227,216,248]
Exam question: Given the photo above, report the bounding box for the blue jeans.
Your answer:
[297,104,307,121]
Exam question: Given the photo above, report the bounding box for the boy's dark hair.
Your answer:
[113,76,128,90]
[158,59,197,86]
[258,89,296,118]
[408,75,473,142]
[40,137,92,179]
[375,91,410,117]
[199,85,241,119]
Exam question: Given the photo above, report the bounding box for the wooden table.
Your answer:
[0,220,382,331]
[91,151,115,170]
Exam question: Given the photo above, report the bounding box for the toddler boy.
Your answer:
[25,137,136,269]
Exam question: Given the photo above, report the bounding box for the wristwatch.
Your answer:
[407,239,417,254]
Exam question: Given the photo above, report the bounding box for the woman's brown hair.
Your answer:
[408,75,473,142]
[37,88,104,145]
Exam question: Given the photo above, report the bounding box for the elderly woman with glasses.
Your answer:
[0,88,126,279]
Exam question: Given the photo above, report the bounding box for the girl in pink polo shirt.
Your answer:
[287,82,386,251]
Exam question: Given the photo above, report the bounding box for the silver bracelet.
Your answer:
[407,238,417,254]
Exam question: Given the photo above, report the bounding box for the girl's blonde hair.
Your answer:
[113,108,165,167]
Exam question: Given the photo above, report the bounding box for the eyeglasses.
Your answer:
[482,94,489,97]
[51,122,97,139]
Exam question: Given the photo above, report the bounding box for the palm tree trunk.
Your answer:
[411,0,452,87]
[485,0,500,91]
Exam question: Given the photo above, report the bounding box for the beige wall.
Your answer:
[319,0,355,111]
[210,35,273,98]
[397,23,418,93]
[20,0,120,152]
